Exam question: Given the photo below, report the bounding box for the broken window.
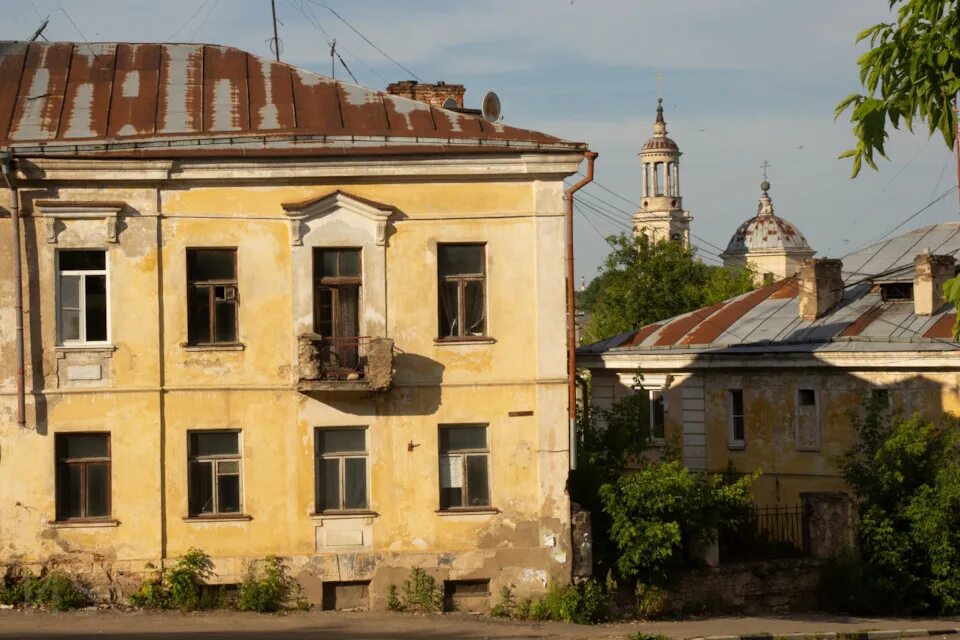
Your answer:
[55,433,110,521]
[313,248,362,338]
[188,431,241,516]
[729,389,746,447]
[796,388,821,451]
[57,250,108,344]
[315,428,368,512]
[439,425,490,510]
[438,244,486,338]
[187,249,238,345]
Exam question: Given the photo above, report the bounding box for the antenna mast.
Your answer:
[270,0,280,62]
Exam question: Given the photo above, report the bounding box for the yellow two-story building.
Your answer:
[0,41,588,609]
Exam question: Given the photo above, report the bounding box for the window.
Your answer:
[648,389,665,441]
[729,389,745,447]
[796,388,821,451]
[313,249,361,338]
[439,425,490,510]
[57,250,108,344]
[438,244,486,338]
[188,431,241,516]
[55,433,110,521]
[315,428,368,512]
[187,249,238,345]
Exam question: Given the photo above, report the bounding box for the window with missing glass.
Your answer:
[438,244,486,339]
[188,431,241,516]
[314,428,368,512]
[57,250,108,344]
[187,249,238,345]
[313,248,362,338]
[55,433,111,521]
[648,389,665,441]
[438,425,490,510]
[729,389,746,447]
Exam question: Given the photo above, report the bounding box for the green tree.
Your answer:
[836,0,960,177]
[580,234,755,344]
[829,402,960,615]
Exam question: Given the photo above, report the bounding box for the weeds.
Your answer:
[0,571,88,610]
[628,633,671,640]
[386,568,444,613]
[238,555,308,613]
[128,548,213,611]
[488,581,608,624]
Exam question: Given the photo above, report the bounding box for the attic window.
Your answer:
[879,282,913,302]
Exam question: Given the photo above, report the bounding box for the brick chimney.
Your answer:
[913,252,956,315]
[385,80,465,108]
[799,258,843,321]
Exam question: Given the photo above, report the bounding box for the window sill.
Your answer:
[181,343,245,352]
[310,510,379,520]
[48,519,119,529]
[182,514,252,522]
[728,442,746,451]
[436,507,499,516]
[434,337,496,345]
[54,344,116,353]
[647,438,666,448]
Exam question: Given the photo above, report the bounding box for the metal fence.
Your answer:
[718,504,808,563]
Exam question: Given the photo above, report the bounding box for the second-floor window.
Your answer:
[438,244,486,339]
[313,249,361,338]
[187,249,238,345]
[57,250,108,344]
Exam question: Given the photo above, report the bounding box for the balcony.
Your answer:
[297,335,394,392]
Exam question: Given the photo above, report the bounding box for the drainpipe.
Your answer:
[1,152,25,427]
[565,150,597,471]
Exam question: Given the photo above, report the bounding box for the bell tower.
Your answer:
[632,99,692,246]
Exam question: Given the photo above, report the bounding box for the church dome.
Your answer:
[723,181,813,255]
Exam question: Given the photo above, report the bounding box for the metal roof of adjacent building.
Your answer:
[0,41,585,158]
[579,223,960,357]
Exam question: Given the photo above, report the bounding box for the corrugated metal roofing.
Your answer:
[0,41,584,157]
[579,223,960,356]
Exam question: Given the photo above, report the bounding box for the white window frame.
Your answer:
[621,373,669,446]
[647,388,666,444]
[56,249,111,346]
[314,427,370,513]
[795,388,821,452]
[727,389,746,450]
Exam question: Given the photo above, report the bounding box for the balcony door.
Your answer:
[314,249,362,373]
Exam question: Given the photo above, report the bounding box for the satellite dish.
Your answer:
[441,97,458,110]
[481,91,502,122]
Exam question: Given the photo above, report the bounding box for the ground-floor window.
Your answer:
[55,433,111,521]
[188,430,242,516]
[438,424,490,510]
[315,428,368,512]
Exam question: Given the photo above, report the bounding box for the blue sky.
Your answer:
[4,0,957,279]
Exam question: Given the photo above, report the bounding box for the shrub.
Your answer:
[634,582,668,619]
[128,548,213,611]
[490,586,514,618]
[387,568,443,613]
[505,580,608,624]
[238,556,307,613]
[0,571,88,610]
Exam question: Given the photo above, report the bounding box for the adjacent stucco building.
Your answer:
[0,41,588,609]
[579,224,960,507]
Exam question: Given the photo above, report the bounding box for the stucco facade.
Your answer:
[0,41,588,609]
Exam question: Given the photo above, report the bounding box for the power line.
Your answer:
[168,0,212,40]
[861,186,958,248]
[189,0,220,41]
[305,0,422,82]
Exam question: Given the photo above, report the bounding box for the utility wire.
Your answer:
[168,0,212,40]
[189,0,220,41]
[305,0,422,82]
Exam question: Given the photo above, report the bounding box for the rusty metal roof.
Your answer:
[579,223,960,357]
[0,41,585,158]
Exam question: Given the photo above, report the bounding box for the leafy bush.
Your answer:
[491,581,608,624]
[238,556,307,613]
[599,458,757,582]
[387,568,443,613]
[634,582,669,619]
[829,407,960,615]
[129,548,213,611]
[0,571,88,610]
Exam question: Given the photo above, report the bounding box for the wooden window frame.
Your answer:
[648,389,665,442]
[438,425,491,511]
[313,248,362,338]
[54,432,111,522]
[728,389,746,449]
[56,249,110,346]
[186,248,239,346]
[314,427,369,514]
[437,243,487,341]
[187,430,243,517]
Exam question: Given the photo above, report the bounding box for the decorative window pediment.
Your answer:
[34,200,126,245]
[282,190,394,247]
